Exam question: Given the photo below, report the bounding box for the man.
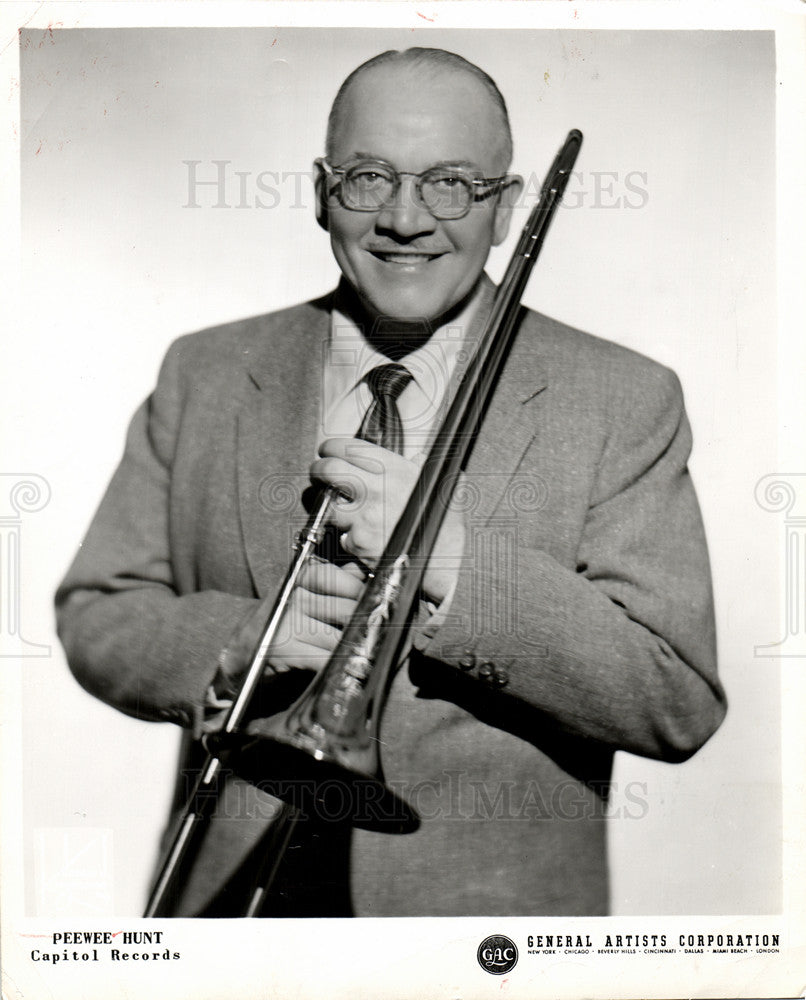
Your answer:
[56,47,726,917]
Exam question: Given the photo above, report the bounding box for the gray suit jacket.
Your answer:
[56,288,726,916]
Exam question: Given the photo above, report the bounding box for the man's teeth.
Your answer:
[377,252,437,263]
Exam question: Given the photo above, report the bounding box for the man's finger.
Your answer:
[298,558,365,599]
[265,636,338,673]
[318,437,393,472]
[295,588,357,627]
[309,457,371,503]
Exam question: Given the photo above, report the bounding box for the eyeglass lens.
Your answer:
[342,163,474,219]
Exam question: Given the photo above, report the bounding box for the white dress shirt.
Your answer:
[319,288,485,462]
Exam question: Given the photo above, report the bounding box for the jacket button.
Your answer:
[493,667,509,687]
[458,651,476,671]
[478,661,495,682]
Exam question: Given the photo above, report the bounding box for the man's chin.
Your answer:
[360,289,466,330]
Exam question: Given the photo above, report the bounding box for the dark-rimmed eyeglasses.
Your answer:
[316,157,511,221]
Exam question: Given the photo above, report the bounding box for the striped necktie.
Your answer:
[357,363,413,455]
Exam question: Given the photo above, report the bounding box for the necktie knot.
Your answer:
[364,363,413,404]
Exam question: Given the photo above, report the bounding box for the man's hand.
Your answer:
[264,557,365,673]
[310,438,466,605]
[215,556,365,693]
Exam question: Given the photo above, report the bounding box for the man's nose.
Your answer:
[374,176,437,237]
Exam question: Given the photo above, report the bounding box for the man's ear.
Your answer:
[314,161,330,232]
[492,174,524,246]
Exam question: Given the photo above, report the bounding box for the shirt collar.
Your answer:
[328,278,490,404]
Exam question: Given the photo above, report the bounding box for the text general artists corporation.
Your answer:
[526,931,781,955]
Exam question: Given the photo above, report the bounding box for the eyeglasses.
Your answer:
[316,157,511,221]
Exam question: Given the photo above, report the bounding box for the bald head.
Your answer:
[325,48,514,172]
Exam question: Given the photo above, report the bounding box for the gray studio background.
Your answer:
[16,27,777,915]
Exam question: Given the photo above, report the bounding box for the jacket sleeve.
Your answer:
[418,366,726,763]
[55,340,259,728]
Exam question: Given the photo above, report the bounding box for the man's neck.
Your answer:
[334,279,485,361]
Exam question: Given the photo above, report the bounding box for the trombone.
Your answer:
[144,128,583,918]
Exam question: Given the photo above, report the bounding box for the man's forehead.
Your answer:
[330,64,506,167]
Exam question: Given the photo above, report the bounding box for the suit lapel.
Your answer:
[464,310,549,525]
[237,301,330,596]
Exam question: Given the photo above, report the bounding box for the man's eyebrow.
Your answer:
[348,152,484,171]
[344,151,388,164]
[430,159,482,171]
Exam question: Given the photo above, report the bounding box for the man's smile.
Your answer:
[367,250,448,266]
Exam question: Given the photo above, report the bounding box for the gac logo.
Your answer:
[477,934,518,975]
